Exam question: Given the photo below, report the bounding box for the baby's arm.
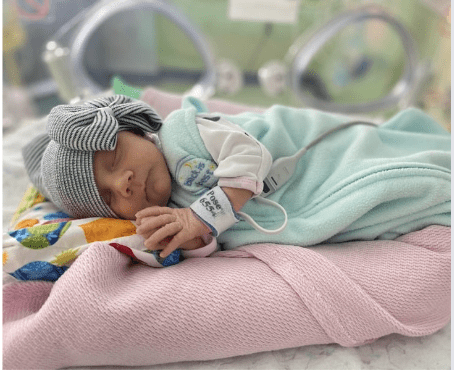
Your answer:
[137,218,218,258]
[221,187,253,212]
[135,206,211,258]
[158,234,217,257]
[135,187,252,259]
[136,113,271,258]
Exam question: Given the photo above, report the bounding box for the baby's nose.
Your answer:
[114,170,134,197]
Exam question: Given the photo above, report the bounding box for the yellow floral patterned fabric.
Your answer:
[10,185,46,225]
[80,218,136,243]
[3,186,143,284]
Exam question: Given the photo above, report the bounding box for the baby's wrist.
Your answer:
[190,209,213,235]
[189,186,241,237]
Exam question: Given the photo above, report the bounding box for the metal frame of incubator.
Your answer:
[44,2,425,115]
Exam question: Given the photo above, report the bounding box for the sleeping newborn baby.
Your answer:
[23,94,264,260]
[92,129,251,258]
[23,94,451,262]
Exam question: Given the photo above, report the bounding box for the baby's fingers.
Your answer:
[137,228,157,241]
[144,222,183,250]
[136,214,176,235]
[135,206,170,220]
[159,232,188,258]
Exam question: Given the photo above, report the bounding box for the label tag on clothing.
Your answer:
[176,156,218,195]
[190,186,240,237]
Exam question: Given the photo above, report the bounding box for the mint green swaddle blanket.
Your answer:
[163,98,451,250]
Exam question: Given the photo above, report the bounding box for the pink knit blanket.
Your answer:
[3,225,450,369]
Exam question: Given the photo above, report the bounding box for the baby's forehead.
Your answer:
[93,130,155,164]
[92,150,114,180]
[117,129,156,143]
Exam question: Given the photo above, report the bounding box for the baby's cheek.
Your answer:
[155,171,172,204]
[116,198,143,220]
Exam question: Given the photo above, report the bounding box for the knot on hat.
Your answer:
[47,94,163,152]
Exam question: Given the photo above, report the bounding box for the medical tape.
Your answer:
[190,186,240,237]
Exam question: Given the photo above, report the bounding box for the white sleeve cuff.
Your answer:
[196,115,273,190]
[218,176,264,197]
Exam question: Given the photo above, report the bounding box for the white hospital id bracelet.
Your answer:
[190,186,241,237]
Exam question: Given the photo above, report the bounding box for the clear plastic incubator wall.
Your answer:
[3,0,451,129]
[2,1,451,370]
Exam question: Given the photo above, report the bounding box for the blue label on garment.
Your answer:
[175,156,218,195]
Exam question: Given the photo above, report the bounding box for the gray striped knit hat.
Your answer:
[22,95,163,218]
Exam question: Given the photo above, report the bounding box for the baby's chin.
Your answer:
[156,174,172,207]
[159,188,172,207]
[144,186,171,210]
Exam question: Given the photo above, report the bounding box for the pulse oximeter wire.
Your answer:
[238,121,379,234]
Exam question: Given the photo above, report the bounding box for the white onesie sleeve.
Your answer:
[196,114,273,196]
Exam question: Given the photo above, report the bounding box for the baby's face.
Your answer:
[93,131,172,219]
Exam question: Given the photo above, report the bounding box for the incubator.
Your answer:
[4,0,449,126]
[2,2,451,369]
[42,0,217,102]
[32,1,445,119]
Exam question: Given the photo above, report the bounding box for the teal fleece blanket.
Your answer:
[172,99,451,249]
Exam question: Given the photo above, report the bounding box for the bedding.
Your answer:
[3,186,221,278]
[3,87,451,369]
[3,223,450,369]
[163,98,451,249]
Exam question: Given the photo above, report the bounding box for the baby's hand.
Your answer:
[158,236,206,251]
[135,206,211,258]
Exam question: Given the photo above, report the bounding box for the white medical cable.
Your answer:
[262,120,378,196]
[239,121,378,235]
[237,196,288,234]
